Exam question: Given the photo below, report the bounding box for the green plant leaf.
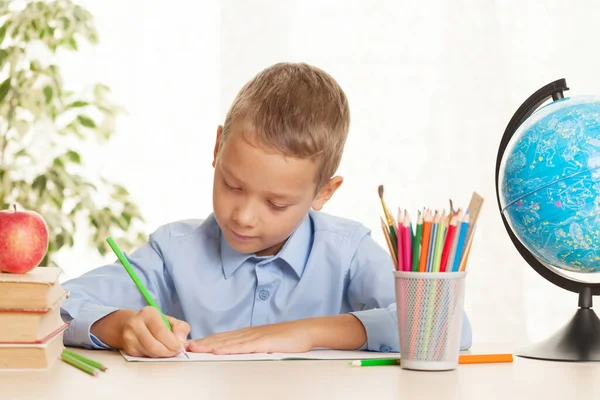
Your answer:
[67,100,88,108]
[0,78,10,103]
[69,37,77,50]
[0,49,8,67]
[32,175,47,194]
[14,148,32,160]
[53,157,65,168]
[61,16,70,30]
[55,233,65,250]
[0,22,7,45]
[66,150,81,164]
[77,115,96,128]
[30,60,41,70]
[43,85,53,103]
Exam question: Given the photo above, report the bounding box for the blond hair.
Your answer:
[220,62,350,189]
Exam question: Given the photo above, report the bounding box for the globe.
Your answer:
[495,78,600,362]
[499,94,600,273]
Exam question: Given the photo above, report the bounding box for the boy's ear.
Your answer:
[312,176,344,211]
[212,125,224,168]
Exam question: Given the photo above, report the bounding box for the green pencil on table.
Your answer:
[63,348,107,371]
[350,359,400,367]
[61,348,106,376]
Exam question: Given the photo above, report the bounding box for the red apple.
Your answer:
[0,204,49,274]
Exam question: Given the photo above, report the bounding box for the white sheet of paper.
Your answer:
[120,349,399,362]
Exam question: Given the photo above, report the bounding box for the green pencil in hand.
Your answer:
[106,237,172,330]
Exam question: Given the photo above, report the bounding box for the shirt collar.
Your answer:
[220,214,312,279]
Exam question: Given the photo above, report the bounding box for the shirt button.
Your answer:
[258,289,270,300]
[379,344,391,352]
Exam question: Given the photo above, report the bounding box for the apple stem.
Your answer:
[12,204,16,212]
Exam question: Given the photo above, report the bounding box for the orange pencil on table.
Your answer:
[418,210,433,272]
[459,353,513,364]
[439,214,458,272]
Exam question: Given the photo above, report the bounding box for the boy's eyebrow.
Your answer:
[264,191,300,202]
[221,165,300,202]
[221,165,241,182]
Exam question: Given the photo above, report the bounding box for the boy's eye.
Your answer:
[223,180,240,191]
[269,202,289,211]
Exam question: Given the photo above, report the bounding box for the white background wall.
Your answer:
[53,0,600,348]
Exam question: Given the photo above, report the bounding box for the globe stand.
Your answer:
[496,78,600,362]
[517,287,600,362]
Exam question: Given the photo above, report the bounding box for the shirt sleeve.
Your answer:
[345,231,473,352]
[60,224,176,349]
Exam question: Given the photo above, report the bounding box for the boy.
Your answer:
[61,62,472,357]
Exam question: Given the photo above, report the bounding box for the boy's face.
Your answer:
[212,124,342,256]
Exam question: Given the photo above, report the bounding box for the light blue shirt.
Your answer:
[60,211,472,352]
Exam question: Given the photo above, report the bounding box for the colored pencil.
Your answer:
[418,210,433,272]
[61,351,99,376]
[349,353,513,367]
[439,215,458,272]
[426,211,439,272]
[396,209,404,271]
[411,211,423,272]
[432,210,447,272]
[445,210,463,273]
[459,224,477,272]
[62,349,107,371]
[402,211,412,272]
[450,213,470,272]
[106,237,172,330]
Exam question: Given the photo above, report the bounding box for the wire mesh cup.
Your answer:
[394,270,467,371]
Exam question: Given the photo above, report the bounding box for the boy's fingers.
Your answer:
[145,315,184,354]
[187,333,254,353]
[187,341,212,353]
[135,319,177,357]
[123,335,144,357]
[213,339,259,355]
[166,316,191,342]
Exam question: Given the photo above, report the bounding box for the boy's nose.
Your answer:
[232,202,257,228]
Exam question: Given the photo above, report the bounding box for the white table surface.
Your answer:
[1,344,600,400]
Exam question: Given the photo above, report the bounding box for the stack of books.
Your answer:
[0,267,68,370]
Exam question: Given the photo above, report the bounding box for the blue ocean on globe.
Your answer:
[500,96,600,273]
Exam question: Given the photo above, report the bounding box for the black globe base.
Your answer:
[517,287,600,362]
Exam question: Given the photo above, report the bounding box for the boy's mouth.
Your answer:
[230,228,258,242]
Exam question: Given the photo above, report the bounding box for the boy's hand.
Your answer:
[91,306,190,358]
[187,320,313,354]
[186,314,367,355]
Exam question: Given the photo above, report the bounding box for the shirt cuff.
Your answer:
[62,303,121,350]
[350,304,399,353]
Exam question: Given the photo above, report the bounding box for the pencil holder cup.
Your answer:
[394,270,467,371]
